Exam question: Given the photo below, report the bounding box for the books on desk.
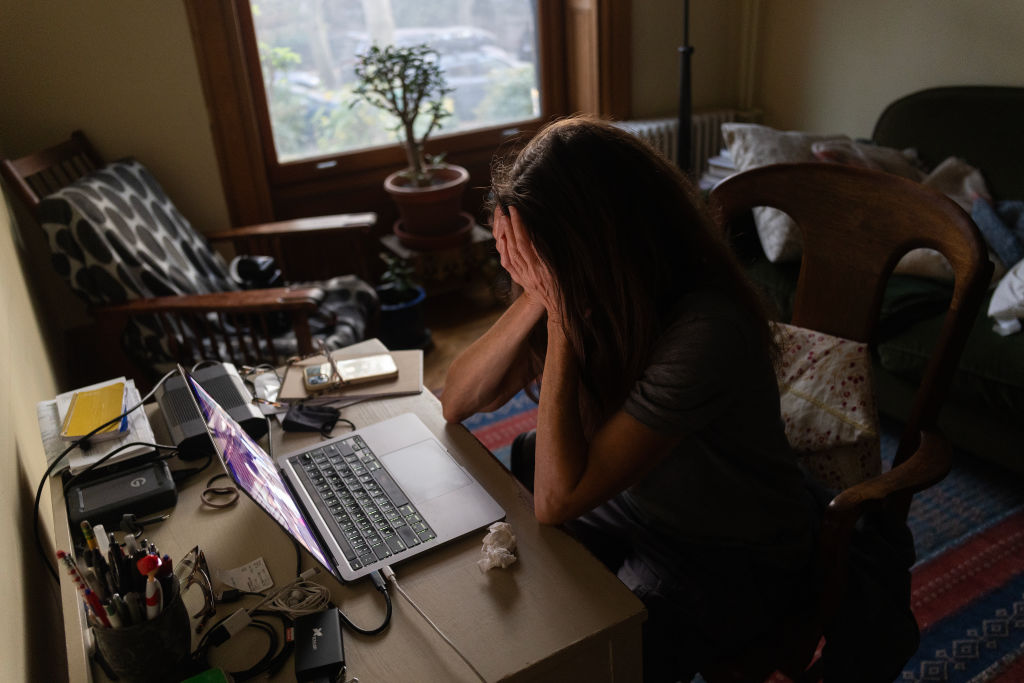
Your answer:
[278,338,423,406]
[59,380,128,441]
[37,377,156,476]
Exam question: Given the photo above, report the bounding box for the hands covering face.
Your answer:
[492,205,562,323]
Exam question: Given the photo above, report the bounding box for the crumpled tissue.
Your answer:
[477,521,517,571]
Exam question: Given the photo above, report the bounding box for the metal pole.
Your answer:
[676,0,694,175]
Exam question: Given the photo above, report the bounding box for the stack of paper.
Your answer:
[38,377,156,476]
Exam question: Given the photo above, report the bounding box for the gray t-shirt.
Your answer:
[621,289,813,569]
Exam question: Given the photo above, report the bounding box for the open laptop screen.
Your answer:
[182,369,332,570]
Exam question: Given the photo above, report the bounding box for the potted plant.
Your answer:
[353,43,472,250]
[376,251,431,350]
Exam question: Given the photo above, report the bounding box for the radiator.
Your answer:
[616,109,753,175]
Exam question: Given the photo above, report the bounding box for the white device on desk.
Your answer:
[179,365,505,582]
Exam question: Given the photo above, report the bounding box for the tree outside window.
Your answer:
[250,0,541,163]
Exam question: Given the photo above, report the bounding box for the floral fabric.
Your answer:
[774,323,882,490]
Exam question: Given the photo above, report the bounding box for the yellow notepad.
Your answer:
[60,381,126,440]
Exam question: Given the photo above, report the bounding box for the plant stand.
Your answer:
[379,223,498,298]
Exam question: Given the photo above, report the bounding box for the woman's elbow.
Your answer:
[533,495,573,526]
[440,396,468,424]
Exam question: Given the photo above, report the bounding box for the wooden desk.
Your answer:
[52,390,645,682]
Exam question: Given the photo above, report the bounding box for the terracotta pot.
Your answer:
[384,164,471,248]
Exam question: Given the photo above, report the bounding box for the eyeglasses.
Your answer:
[175,546,217,632]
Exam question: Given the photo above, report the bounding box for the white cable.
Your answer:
[264,579,332,617]
[247,567,321,614]
[381,567,487,683]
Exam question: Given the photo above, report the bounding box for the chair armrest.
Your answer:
[829,430,952,523]
[93,287,325,316]
[205,212,377,242]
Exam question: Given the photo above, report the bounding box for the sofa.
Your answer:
[720,86,1024,477]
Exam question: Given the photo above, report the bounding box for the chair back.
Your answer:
[711,162,991,467]
[1,130,103,216]
[37,158,246,370]
[705,162,991,682]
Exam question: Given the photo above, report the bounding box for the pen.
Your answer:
[137,554,164,620]
[125,593,145,624]
[57,550,88,597]
[94,524,109,556]
[84,589,111,628]
[111,593,131,627]
[81,520,99,552]
[76,557,107,601]
[103,600,123,629]
[106,533,123,594]
[156,553,174,597]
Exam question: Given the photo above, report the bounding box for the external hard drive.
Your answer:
[65,460,177,529]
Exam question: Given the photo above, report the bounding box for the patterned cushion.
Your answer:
[38,159,236,304]
[774,322,882,491]
[38,159,376,370]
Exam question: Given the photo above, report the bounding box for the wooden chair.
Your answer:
[1,131,378,383]
[704,162,992,682]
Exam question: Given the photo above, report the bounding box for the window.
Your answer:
[185,0,629,229]
[249,1,542,164]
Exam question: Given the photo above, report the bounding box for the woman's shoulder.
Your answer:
[663,288,756,340]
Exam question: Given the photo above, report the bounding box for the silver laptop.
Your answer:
[179,366,505,582]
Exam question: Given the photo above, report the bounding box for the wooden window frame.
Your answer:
[184,0,630,228]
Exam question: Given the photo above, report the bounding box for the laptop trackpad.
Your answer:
[385,440,472,503]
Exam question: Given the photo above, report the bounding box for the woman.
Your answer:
[442,116,818,680]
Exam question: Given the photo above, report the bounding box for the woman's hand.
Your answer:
[493,205,562,324]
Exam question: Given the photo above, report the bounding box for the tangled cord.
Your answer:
[260,579,332,618]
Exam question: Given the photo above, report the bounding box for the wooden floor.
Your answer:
[420,278,507,393]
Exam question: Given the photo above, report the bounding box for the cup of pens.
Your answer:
[92,576,191,682]
[59,522,192,682]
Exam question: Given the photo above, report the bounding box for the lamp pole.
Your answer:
[676,0,694,175]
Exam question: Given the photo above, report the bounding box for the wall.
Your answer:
[755,0,1024,137]
[0,191,65,681]
[631,0,748,118]
[0,0,228,235]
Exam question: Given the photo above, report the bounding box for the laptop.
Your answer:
[178,365,505,582]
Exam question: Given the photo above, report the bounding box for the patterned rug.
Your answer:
[461,393,1024,682]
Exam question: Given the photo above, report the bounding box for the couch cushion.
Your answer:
[877,290,1024,423]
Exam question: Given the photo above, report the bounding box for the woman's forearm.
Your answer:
[441,293,546,422]
[532,319,589,524]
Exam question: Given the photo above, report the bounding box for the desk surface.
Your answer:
[53,389,645,682]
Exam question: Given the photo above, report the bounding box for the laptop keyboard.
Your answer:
[290,434,436,571]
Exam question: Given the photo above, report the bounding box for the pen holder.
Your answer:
[93,577,191,682]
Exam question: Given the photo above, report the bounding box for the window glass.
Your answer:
[250,0,541,163]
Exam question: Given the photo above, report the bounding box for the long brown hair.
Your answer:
[487,115,774,426]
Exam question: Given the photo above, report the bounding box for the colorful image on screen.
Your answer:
[185,373,332,570]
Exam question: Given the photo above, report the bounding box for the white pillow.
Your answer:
[773,322,882,490]
[988,258,1024,335]
[722,123,849,263]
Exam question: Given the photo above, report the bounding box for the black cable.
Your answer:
[192,608,294,681]
[170,451,214,485]
[35,370,178,581]
[251,610,296,677]
[336,570,392,636]
[230,618,279,681]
